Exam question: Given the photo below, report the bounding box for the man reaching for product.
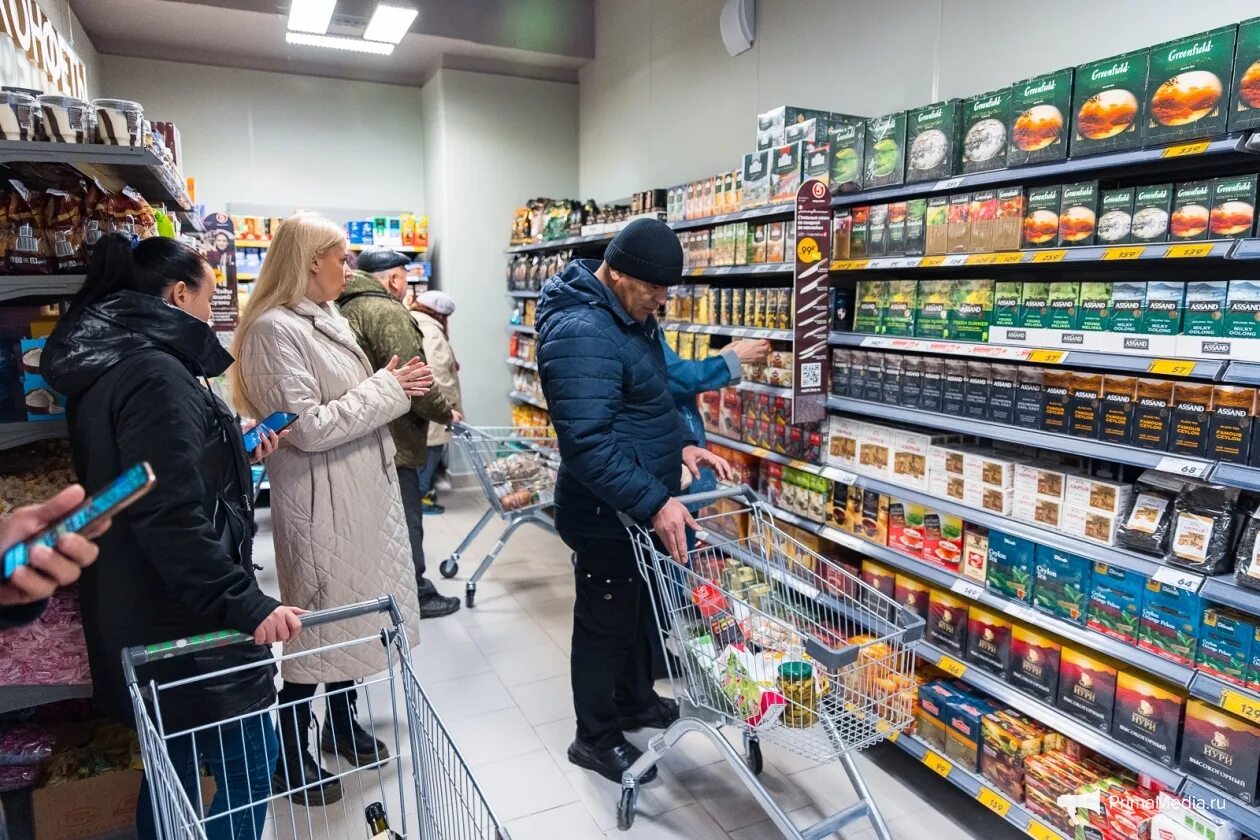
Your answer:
[536,219,733,784]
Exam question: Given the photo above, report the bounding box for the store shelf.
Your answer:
[828,332,1225,381]
[682,262,794,277]
[1178,779,1260,839]
[668,202,795,232]
[659,320,792,342]
[831,133,1255,209]
[890,731,1070,840]
[237,273,256,281]
[0,275,85,303]
[507,289,540,299]
[1198,577,1260,617]
[508,323,536,335]
[176,210,205,233]
[1200,461,1260,493]
[0,682,92,715]
[734,380,792,397]
[509,390,548,410]
[0,140,191,210]
[348,243,426,253]
[0,421,67,451]
[1187,672,1260,725]
[829,239,1235,272]
[506,357,537,371]
[506,232,615,254]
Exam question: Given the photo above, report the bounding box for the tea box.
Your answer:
[1108,282,1145,334]
[1022,186,1061,249]
[920,357,945,412]
[922,511,964,572]
[1209,174,1257,240]
[1112,671,1185,767]
[988,364,1018,425]
[965,605,1013,677]
[827,114,866,193]
[771,142,804,205]
[864,113,906,189]
[1133,377,1175,450]
[1180,699,1260,803]
[1138,580,1203,667]
[986,530,1035,603]
[867,203,888,257]
[1183,281,1228,337]
[951,279,994,342]
[1034,545,1092,626]
[1170,382,1215,458]
[826,415,862,470]
[914,279,952,339]
[925,197,949,255]
[945,696,1000,772]
[858,422,893,477]
[1072,47,1150,156]
[928,588,969,655]
[905,198,928,255]
[963,450,1015,489]
[1209,384,1255,464]
[1046,281,1081,331]
[1230,17,1260,131]
[960,87,1012,174]
[757,105,826,150]
[1017,281,1051,329]
[1172,181,1213,242]
[883,279,917,337]
[742,151,772,209]
[886,201,907,255]
[993,282,1020,328]
[1008,68,1074,167]
[853,279,887,334]
[946,193,972,253]
[1197,607,1256,688]
[826,481,853,533]
[1056,646,1118,732]
[1143,26,1237,146]
[1063,505,1120,547]
[893,428,952,491]
[1041,369,1071,435]
[966,191,997,253]
[1099,375,1138,444]
[1068,371,1105,439]
[1097,188,1135,245]
[980,712,1051,802]
[785,117,819,148]
[962,523,989,583]
[854,490,889,545]
[905,100,961,183]
[901,356,924,407]
[891,574,929,623]
[1058,182,1099,248]
[850,206,870,257]
[1011,624,1061,702]
[917,680,967,751]
[887,501,927,558]
[1132,183,1174,243]
[1086,562,1146,644]
[1065,475,1132,517]
[1075,281,1112,334]
[1225,279,1260,339]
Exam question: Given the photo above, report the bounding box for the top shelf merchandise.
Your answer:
[509,190,665,248]
[231,213,429,253]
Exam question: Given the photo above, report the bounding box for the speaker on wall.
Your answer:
[720,0,756,57]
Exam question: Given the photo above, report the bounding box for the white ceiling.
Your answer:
[70,0,594,87]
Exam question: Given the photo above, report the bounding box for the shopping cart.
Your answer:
[616,486,924,839]
[439,423,559,607]
[123,597,508,840]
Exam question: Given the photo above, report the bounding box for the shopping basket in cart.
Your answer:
[123,597,509,840]
[439,423,558,607]
[616,486,924,839]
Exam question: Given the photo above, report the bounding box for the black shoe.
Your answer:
[618,697,680,732]
[567,739,658,785]
[422,502,446,515]
[419,594,461,618]
[321,688,389,765]
[273,706,343,806]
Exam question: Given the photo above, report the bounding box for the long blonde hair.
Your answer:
[229,213,346,415]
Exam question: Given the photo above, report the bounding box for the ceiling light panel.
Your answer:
[287,0,336,34]
[285,31,395,55]
[363,4,419,44]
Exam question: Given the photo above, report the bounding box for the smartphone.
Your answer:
[1,462,156,582]
[242,412,298,453]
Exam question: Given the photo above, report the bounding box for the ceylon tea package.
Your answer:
[1144,26,1237,146]
[1008,68,1074,166]
[1229,17,1260,131]
[1072,47,1150,156]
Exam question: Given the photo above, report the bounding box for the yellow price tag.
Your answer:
[1030,249,1066,263]
[937,655,968,678]
[1147,358,1196,376]
[923,751,952,778]
[1220,688,1260,725]
[1162,139,1212,158]
[967,253,997,265]
[992,251,1024,264]
[887,729,899,742]
[690,267,704,276]
[752,447,770,459]
[919,255,946,267]
[875,719,891,734]
[1102,246,1146,261]
[1027,349,1067,364]
[830,259,870,271]
[1027,820,1059,840]
[1165,242,1214,258]
[977,787,1012,818]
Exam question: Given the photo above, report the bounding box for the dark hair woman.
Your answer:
[41,233,305,840]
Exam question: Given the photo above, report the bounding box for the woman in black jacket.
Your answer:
[41,234,304,840]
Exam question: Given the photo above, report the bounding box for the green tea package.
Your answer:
[916,280,953,339]
[1047,281,1081,331]
[951,279,994,342]
[1109,282,1146,333]
[905,100,961,183]
[1132,183,1174,243]
[1072,48,1150,156]
[960,88,1012,173]
[1079,282,1113,332]
[1229,17,1260,131]
[884,279,918,336]
[905,198,928,256]
[1144,25,1237,146]
[1226,280,1260,339]
[993,282,1021,328]
[1097,188,1135,245]
[1019,282,1051,329]
[1008,68,1074,166]
[864,113,906,189]
[826,114,866,193]
[854,279,889,334]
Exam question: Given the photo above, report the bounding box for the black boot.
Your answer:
[273,695,343,805]
[320,687,389,765]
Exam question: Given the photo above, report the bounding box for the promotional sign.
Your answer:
[792,178,832,423]
[0,1,88,97]
[203,213,239,348]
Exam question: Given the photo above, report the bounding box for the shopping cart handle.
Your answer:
[675,484,760,509]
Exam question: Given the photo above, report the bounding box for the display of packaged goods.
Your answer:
[1011,625,1062,703]
[1108,283,1145,335]
[1098,374,1138,444]
[1209,174,1257,239]
[1230,17,1260,131]
[951,279,993,343]
[928,588,969,655]
[1139,579,1202,667]
[917,680,969,751]
[1169,482,1239,575]
[1008,68,1074,167]
[905,198,928,255]
[1086,563,1146,644]
[1144,25,1237,146]
[1068,371,1104,438]
[988,364,1018,425]
[742,150,772,209]
[1132,183,1175,243]
[757,105,826,150]
[1132,377,1176,451]
[1034,545,1092,625]
[771,142,804,205]
[1149,794,1245,840]
[987,530,1035,603]
[1170,382,1215,457]
[915,279,952,339]
[1180,699,1259,804]
[962,523,989,583]
[1097,188,1135,245]
[905,100,961,183]
[924,197,948,255]
[883,279,917,337]
[965,605,1013,677]
[1197,606,1256,688]
[1172,181,1213,242]
[827,114,866,194]
[869,204,889,257]
[1056,646,1118,732]
[1057,182,1099,247]
[864,113,906,189]
[945,695,1000,771]
[1072,47,1150,156]
[959,88,1011,174]
[895,572,931,620]
[980,711,1051,801]
[922,510,964,572]
[946,192,971,254]
[1112,671,1185,767]
[1041,369,1071,435]
[1022,186,1061,249]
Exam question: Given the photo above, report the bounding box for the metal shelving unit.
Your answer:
[1199,576,1260,616]
[506,231,616,254]
[0,275,86,304]
[829,239,1236,271]
[508,323,536,335]
[1187,672,1260,727]
[0,683,92,715]
[682,262,794,277]
[1178,779,1260,840]
[506,357,537,371]
[669,202,795,231]
[0,140,191,210]
[509,390,547,411]
[734,380,792,397]
[659,320,792,342]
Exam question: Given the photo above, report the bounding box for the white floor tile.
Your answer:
[608,802,731,840]
[487,640,570,687]
[466,615,555,655]
[444,706,546,767]
[413,637,492,685]
[678,760,812,832]
[508,675,575,726]
[423,670,514,720]
[567,763,695,832]
[533,716,579,766]
[473,749,580,822]
[507,802,606,840]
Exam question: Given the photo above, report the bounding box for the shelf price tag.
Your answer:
[992,251,1024,265]
[919,255,946,267]
[936,655,968,679]
[1162,139,1212,158]
[942,254,971,266]
[967,253,998,265]
[689,267,705,276]
[1026,349,1067,364]
[922,751,953,778]
[1219,688,1260,724]
[1030,249,1067,263]
[977,788,1012,818]
[1147,359,1196,376]
[831,259,869,271]
[1102,246,1147,261]
[752,447,771,459]
[951,579,985,600]
[1027,821,1059,840]
[1154,455,1211,479]
[1153,565,1205,593]
[1165,242,1215,258]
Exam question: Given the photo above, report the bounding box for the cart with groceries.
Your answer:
[616,485,924,839]
[439,423,559,607]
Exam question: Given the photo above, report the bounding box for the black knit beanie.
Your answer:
[604,219,683,287]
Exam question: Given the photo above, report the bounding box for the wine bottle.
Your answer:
[365,802,402,840]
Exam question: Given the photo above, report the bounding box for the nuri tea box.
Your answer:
[1018,281,1051,329]
[1034,545,1092,626]
[861,559,896,601]
[1180,699,1260,804]
[1086,562,1146,644]
[1058,182,1099,248]
[1142,281,1184,336]
[928,588,970,655]
[945,696,1000,772]
[1113,671,1185,767]
[1047,281,1081,331]
[1230,17,1260,131]
[1097,188,1135,246]
[1139,580,1203,667]
[1197,606,1256,688]
[1133,183,1174,243]
[827,114,866,193]
[1109,282,1146,334]
[1226,280,1260,339]
[905,100,961,183]
[966,605,1014,677]
[986,530,1035,603]
[895,573,931,621]
[1171,181,1213,241]
[1071,47,1150,156]
[1055,646,1118,733]
[1078,281,1112,332]
[1011,624,1062,702]
[864,112,906,189]
[960,87,1012,174]
[1208,384,1255,464]
[1143,25,1237,146]
[1211,174,1258,239]
[1009,68,1074,166]
[1023,186,1061,248]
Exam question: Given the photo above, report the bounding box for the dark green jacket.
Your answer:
[337,272,452,467]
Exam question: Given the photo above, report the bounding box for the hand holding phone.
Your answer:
[242,412,298,454]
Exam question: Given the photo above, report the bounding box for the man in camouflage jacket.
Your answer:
[337,249,461,617]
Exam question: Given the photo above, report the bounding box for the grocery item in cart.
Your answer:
[486,452,539,483]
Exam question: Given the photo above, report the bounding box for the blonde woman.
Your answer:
[230,214,429,806]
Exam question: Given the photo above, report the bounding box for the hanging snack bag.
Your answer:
[1116,471,1187,557]
[6,180,50,274]
[44,188,86,273]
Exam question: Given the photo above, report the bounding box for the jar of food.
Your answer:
[777,661,817,728]
[92,98,144,146]
[0,91,38,141]
[37,95,92,143]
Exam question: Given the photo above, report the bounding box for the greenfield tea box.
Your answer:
[1183,281,1228,337]
[1109,282,1146,333]
[887,201,907,255]
[1229,17,1260,131]
[1226,280,1260,339]
[1181,700,1260,803]
[1047,281,1081,331]
[1198,606,1256,688]
[995,187,1025,250]
[864,112,906,189]
[1008,68,1074,166]
[884,279,917,336]
[905,100,961,183]
[1114,671,1185,767]
[742,151,771,209]
[1058,182,1099,247]
[1143,281,1184,335]
[850,206,869,258]
[854,279,888,334]
[1132,183,1174,243]
[960,87,1012,174]
[916,280,952,339]
[925,197,949,255]
[1019,281,1051,329]
[905,198,928,256]
[1144,26,1237,146]
[951,279,994,342]
[868,203,888,257]
[1097,188,1135,245]
[1079,282,1112,332]
[1022,186,1061,249]
[1171,181,1212,241]
[1034,545,1091,626]
[993,282,1021,327]
[826,114,866,193]
[1209,174,1257,239]
[1072,48,1149,156]
[947,193,971,253]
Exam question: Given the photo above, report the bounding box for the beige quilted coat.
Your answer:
[236,299,421,683]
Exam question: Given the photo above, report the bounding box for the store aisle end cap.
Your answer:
[605,218,684,286]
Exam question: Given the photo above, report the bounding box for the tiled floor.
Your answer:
[252,487,1026,840]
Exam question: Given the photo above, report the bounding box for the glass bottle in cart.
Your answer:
[365,802,403,839]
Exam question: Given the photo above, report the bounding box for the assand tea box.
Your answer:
[1144,25,1237,146]
[1183,281,1228,337]
[1100,375,1138,444]
[1113,671,1185,767]
[1011,625,1061,702]
[1009,68,1073,166]
[1109,282,1145,334]
[1056,646,1118,733]
[1208,385,1255,464]
[1072,47,1149,156]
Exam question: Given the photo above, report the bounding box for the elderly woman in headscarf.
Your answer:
[407,290,463,513]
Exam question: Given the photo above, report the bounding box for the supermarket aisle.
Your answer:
[252,489,1025,840]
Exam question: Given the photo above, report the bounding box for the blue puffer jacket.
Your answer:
[661,335,741,497]
[537,259,693,539]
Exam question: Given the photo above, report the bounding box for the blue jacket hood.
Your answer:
[537,259,638,333]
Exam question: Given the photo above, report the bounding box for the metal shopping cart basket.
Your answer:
[616,486,924,839]
[439,423,559,607]
[123,597,508,840]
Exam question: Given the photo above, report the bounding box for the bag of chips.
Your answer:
[44,188,85,273]
[5,180,50,274]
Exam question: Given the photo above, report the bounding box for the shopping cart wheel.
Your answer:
[617,785,638,830]
[744,734,763,776]
[439,558,459,578]
[466,583,477,608]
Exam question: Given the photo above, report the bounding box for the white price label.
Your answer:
[934,176,965,190]
[951,579,984,600]
[1003,602,1038,622]
[942,254,970,266]
[1153,566,1205,592]
[686,324,701,333]
[827,468,858,485]
[732,328,751,337]
[1154,456,1211,479]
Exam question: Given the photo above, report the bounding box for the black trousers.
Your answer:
[566,534,660,749]
[396,465,438,600]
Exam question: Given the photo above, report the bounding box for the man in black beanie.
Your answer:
[536,218,732,784]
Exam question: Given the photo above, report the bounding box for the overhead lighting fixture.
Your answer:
[286,31,395,55]
[363,4,418,44]
[287,0,336,34]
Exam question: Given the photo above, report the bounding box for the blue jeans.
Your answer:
[137,713,279,840]
[418,444,446,498]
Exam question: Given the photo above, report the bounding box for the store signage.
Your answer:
[0,0,87,97]
[791,178,831,424]
[203,213,240,345]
